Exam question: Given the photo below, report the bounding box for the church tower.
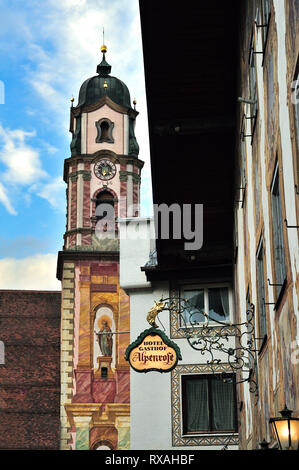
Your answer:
[57,44,143,450]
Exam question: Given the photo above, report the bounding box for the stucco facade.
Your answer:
[234,0,299,450]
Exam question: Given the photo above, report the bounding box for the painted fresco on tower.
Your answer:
[59,42,144,450]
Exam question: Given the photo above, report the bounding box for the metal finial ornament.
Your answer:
[101,27,107,54]
[133,98,137,110]
[146,301,166,329]
[70,96,74,107]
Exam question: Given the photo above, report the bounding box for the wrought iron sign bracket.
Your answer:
[145,298,259,396]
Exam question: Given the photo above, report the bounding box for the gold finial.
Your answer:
[70,96,74,107]
[133,98,137,108]
[101,27,107,54]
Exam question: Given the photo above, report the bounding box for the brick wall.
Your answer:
[0,290,61,449]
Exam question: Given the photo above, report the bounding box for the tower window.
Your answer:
[95,191,115,232]
[100,121,109,140]
[95,118,114,143]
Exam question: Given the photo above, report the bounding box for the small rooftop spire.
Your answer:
[97,27,111,76]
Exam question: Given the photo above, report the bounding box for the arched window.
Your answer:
[95,191,114,227]
[100,121,109,140]
[95,118,114,143]
[93,440,114,450]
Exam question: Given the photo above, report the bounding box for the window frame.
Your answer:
[259,0,271,53]
[179,282,233,327]
[292,70,299,182]
[95,117,115,144]
[256,238,267,342]
[181,373,238,436]
[270,164,287,296]
[248,29,258,141]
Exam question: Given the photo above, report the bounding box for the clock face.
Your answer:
[94,159,116,181]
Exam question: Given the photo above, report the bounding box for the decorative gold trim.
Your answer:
[72,95,138,117]
[65,403,130,429]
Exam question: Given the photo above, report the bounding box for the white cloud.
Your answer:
[0,182,17,215]
[23,0,152,165]
[0,0,152,214]
[36,176,66,210]
[0,124,47,185]
[0,123,64,213]
[0,253,60,290]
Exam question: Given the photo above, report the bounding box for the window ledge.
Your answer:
[182,432,238,438]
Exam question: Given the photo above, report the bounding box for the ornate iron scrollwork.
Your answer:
[147,297,259,396]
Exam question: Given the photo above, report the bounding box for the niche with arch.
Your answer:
[95,118,114,143]
[93,305,116,370]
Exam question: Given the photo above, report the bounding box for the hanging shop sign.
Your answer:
[125,327,182,373]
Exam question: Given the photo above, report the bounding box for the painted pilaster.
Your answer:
[123,114,129,154]
[60,262,75,450]
[81,113,87,154]
[77,162,84,246]
[115,416,130,450]
[126,163,133,217]
[74,416,92,450]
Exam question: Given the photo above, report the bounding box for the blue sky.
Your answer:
[0,0,152,289]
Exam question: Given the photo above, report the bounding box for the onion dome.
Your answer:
[77,46,132,109]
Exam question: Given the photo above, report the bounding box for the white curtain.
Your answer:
[185,378,209,432]
[212,379,235,431]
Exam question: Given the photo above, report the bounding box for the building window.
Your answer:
[95,118,114,143]
[248,30,258,138]
[271,165,286,292]
[254,156,261,227]
[293,71,299,156]
[256,239,267,340]
[240,132,247,189]
[259,0,271,49]
[95,190,115,232]
[181,374,237,435]
[181,285,230,325]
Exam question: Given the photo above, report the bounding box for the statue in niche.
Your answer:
[96,320,113,356]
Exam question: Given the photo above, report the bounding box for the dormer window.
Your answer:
[95,118,114,143]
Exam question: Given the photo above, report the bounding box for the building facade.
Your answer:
[234,0,299,450]
[57,46,143,450]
